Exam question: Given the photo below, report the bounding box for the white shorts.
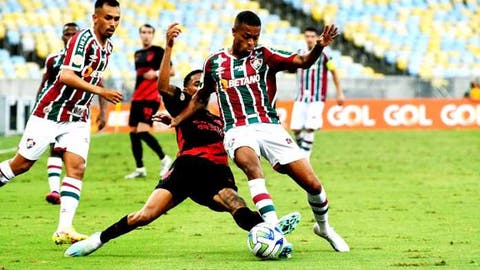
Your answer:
[224,123,304,166]
[290,101,325,130]
[18,115,91,161]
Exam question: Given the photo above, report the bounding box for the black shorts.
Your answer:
[128,100,160,127]
[155,155,237,211]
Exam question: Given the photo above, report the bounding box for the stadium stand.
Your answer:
[288,0,480,80]
[0,0,382,85]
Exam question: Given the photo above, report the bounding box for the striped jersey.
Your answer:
[41,49,65,89]
[295,50,329,102]
[200,46,296,131]
[32,28,112,122]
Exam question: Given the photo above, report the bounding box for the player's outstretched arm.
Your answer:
[169,93,204,127]
[60,69,123,104]
[292,24,339,69]
[158,23,182,97]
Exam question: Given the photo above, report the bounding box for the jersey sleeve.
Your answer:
[61,30,93,72]
[161,86,192,117]
[197,56,216,103]
[262,46,297,72]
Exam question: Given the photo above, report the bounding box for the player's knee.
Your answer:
[9,155,35,175]
[67,163,86,179]
[304,178,322,194]
[14,161,33,174]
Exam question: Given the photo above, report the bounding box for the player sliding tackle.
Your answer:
[65,22,299,258]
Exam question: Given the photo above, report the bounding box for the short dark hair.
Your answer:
[139,24,155,34]
[304,26,319,35]
[234,10,261,28]
[183,69,202,87]
[63,22,79,32]
[95,0,120,9]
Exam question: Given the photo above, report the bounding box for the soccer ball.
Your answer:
[247,222,285,259]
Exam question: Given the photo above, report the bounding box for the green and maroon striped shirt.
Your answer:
[33,28,112,122]
[199,46,296,131]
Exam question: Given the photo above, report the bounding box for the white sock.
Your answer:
[248,178,278,224]
[47,157,62,193]
[301,131,315,158]
[308,187,329,231]
[0,160,15,185]
[57,177,82,230]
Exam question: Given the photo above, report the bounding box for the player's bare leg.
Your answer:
[234,147,280,224]
[281,159,349,252]
[65,189,175,256]
[0,153,36,187]
[52,152,87,245]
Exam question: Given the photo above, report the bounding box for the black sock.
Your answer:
[232,207,265,231]
[100,215,136,243]
[138,132,165,160]
[130,132,143,168]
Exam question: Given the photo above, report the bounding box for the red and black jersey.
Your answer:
[161,88,227,165]
[132,45,166,102]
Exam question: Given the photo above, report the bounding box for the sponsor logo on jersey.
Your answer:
[220,79,228,90]
[81,66,103,78]
[89,54,98,63]
[226,74,260,88]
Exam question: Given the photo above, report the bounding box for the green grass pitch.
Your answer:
[0,130,478,270]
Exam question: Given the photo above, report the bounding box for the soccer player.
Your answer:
[290,26,344,158]
[124,23,172,179]
[172,11,349,252]
[0,0,122,244]
[64,23,295,258]
[38,22,107,205]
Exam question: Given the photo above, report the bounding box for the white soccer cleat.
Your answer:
[313,223,350,252]
[64,232,103,257]
[277,212,301,235]
[124,167,147,179]
[159,155,172,177]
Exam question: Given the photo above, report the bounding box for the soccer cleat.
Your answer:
[313,223,350,252]
[159,155,172,177]
[52,228,88,245]
[45,191,61,205]
[124,167,147,179]
[277,212,301,235]
[278,239,293,259]
[64,232,103,257]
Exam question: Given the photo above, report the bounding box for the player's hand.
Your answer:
[317,24,339,47]
[166,22,182,48]
[152,112,172,125]
[336,92,345,106]
[100,88,123,104]
[143,69,157,80]
[169,116,181,128]
[96,114,106,131]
